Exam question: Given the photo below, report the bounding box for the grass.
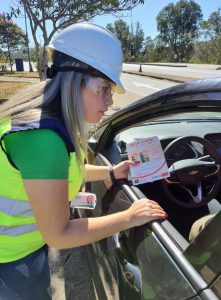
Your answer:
[0,81,32,101]
[0,71,39,78]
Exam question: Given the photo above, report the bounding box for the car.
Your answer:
[76,77,221,300]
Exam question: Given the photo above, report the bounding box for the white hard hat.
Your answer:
[46,22,125,93]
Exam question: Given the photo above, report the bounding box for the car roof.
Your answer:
[99,77,221,128]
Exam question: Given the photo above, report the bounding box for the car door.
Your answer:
[184,210,221,299]
[81,149,219,300]
[78,151,132,300]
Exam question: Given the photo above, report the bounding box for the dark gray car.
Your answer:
[77,77,221,300]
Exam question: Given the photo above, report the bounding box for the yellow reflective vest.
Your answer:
[0,117,83,263]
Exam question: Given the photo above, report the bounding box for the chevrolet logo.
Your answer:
[189,170,199,175]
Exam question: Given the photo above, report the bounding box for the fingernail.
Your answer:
[164,214,168,218]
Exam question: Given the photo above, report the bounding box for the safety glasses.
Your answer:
[84,76,115,101]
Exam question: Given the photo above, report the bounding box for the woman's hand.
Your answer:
[126,198,168,228]
[113,160,138,180]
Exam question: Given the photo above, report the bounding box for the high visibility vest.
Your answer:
[0,117,83,263]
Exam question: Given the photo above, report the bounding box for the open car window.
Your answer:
[112,111,221,299]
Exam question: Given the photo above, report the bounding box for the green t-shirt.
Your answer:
[4,129,69,179]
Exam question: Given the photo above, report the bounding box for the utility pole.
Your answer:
[24,10,33,72]
[130,8,134,62]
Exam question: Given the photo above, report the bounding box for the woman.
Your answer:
[0,23,167,299]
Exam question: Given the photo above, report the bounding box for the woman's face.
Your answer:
[82,76,114,124]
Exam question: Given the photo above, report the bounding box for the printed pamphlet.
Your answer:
[126,136,170,185]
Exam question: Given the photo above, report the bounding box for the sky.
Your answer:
[93,0,221,38]
[1,0,221,48]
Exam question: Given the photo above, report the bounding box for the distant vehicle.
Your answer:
[77,77,221,300]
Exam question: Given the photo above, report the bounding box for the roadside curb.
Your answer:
[142,63,187,67]
[127,62,187,68]
[123,70,197,83]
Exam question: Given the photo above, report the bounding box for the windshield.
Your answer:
[115,111,221,151]
[146,112,221,122]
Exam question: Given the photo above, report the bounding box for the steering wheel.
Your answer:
[162,136,221,208]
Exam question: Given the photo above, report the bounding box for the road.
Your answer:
[2,64,218,116]
[8,61,221,80]
[121,72,176,97]
[110,72,177,114]
[123,63,221,80]
[110,63,220,114]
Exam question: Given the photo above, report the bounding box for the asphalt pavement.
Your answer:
[123,68,196,83]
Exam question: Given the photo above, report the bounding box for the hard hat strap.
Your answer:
[57,66,90,73]
[46,65,89,78]
[46,65,110,81]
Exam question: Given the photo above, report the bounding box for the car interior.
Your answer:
[106,112,221,243]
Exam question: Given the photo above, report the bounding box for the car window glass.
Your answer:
[135,228,197,300]
[184,211,221,299]
[210,277,221,298]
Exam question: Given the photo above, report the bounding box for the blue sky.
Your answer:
[93,0,221,38]
[1,0,221,47]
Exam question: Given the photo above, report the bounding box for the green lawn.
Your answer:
[0,81,33,101]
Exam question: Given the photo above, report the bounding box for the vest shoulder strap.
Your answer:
[1,117,75,153]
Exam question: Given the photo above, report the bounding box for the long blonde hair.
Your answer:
[0,71,87,173]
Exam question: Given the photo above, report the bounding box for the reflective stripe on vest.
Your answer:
[0,194,36,237]
[0,117,84,262]
[0,223,37,236]
[0,195,33,216]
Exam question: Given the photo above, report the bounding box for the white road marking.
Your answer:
[133,82,160,90]
[125,87,147,96]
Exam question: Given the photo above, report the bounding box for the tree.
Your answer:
[142,36,173,63]
[10,0,144,80]
[191,41,212,64]
[0,13,26,71]
[130,22,144,61]
[107,20,131,60]
[200,8,221,64]
[156,0,202,62]
[142,36,155,62]
[201,8,221,39]
[0,51,8,71]
[107,19,144,61]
